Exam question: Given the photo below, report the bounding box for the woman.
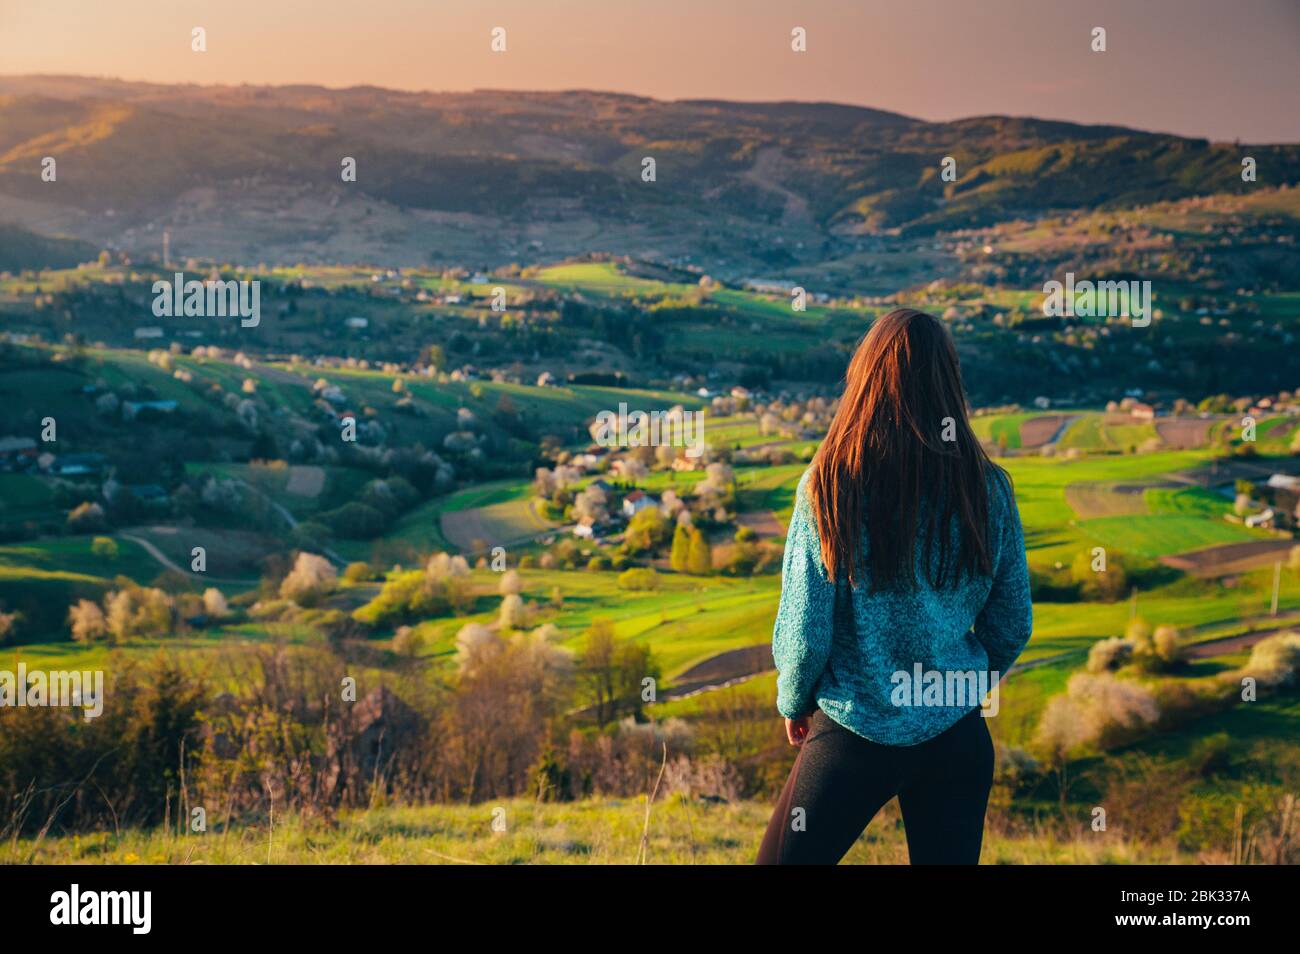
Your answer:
[756,308,1032,865]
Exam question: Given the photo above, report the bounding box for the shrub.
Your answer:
[1152,625,1183,666]
[353,554,473,627]
[321,501,387,539]
[1071,549,1128,601]
[342,561,375,584]
[1125,617,1154,653]
[392,625,425,657]
[1240,631,1300,688]
[618,567,660,591]
[1086,636,1134,673]
[498,569,523,596]
[67,501,106,533]
[1035,672,1159,757]
[90,536,118,560]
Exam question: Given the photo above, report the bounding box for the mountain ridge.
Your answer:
[0,75,1296,272]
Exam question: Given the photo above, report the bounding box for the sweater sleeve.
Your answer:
[972,474,1033,677]
[772,478,836,718]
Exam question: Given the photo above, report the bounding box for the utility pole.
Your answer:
[1271,560,1282,617]
[163,229,171,269]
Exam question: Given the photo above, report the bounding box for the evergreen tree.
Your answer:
[670,523,691,572]
[687,527,713,575]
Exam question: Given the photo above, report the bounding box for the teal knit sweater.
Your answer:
[773,467,1032,745]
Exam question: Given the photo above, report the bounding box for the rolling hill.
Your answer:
[1,76,1297,273]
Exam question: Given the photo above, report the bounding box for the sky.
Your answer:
[1,0,1297,142]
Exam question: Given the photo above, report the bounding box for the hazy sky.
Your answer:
[2,0,1297,141]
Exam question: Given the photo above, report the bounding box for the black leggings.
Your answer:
[755,707,994,865]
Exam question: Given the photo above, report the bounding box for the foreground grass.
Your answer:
[13,797,1186,865]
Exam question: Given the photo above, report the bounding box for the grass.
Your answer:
[0,535,157,583]
[12,795,1189,865]
[1077,514,1260,559]
[1057,414,1158,452]
[972,412,1035,449]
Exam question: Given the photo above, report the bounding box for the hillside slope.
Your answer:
[1,76,1295,269]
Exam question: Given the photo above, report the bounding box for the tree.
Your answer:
[202,588,229,619]
[670,523,691,572]
[623,506,670,555]
[577,619,660,726]
[91,536,119,560]
[0,609,20,646]
[498,569,523,596]
[104,586,174,642]
[67,501,106,533]
[68,599,107,642]
[420,343,446,371]
[1071,549,1128,602]
[499,593,527,630]
[1151,624,1183,669]
[279,552,338,606]
[686,527,713,575]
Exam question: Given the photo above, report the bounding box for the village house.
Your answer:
[622,489,658,518]
[125,484,170,506]
[48,453,106,477]
[1245,509,1275,529]
[122,399,178,420]
[1129,401,1156,421]
[0,435,38,471]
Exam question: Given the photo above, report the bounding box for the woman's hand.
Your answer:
[785,712,815,746]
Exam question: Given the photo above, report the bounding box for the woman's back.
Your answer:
[773,463,1031,745]
[759,308,1033,865]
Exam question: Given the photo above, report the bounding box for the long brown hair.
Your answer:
[807,308,1003,590]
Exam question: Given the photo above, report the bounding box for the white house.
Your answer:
[622,490,658,518]
[345,316,369,330]
[1245,509,1275,529]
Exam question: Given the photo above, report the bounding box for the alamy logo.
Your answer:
[50,884,151,934]
[152,271,260,327]
[592,403,706,459]
[891,665,1000,716]
[1042,272,1151,326]
[0,664,104,720]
